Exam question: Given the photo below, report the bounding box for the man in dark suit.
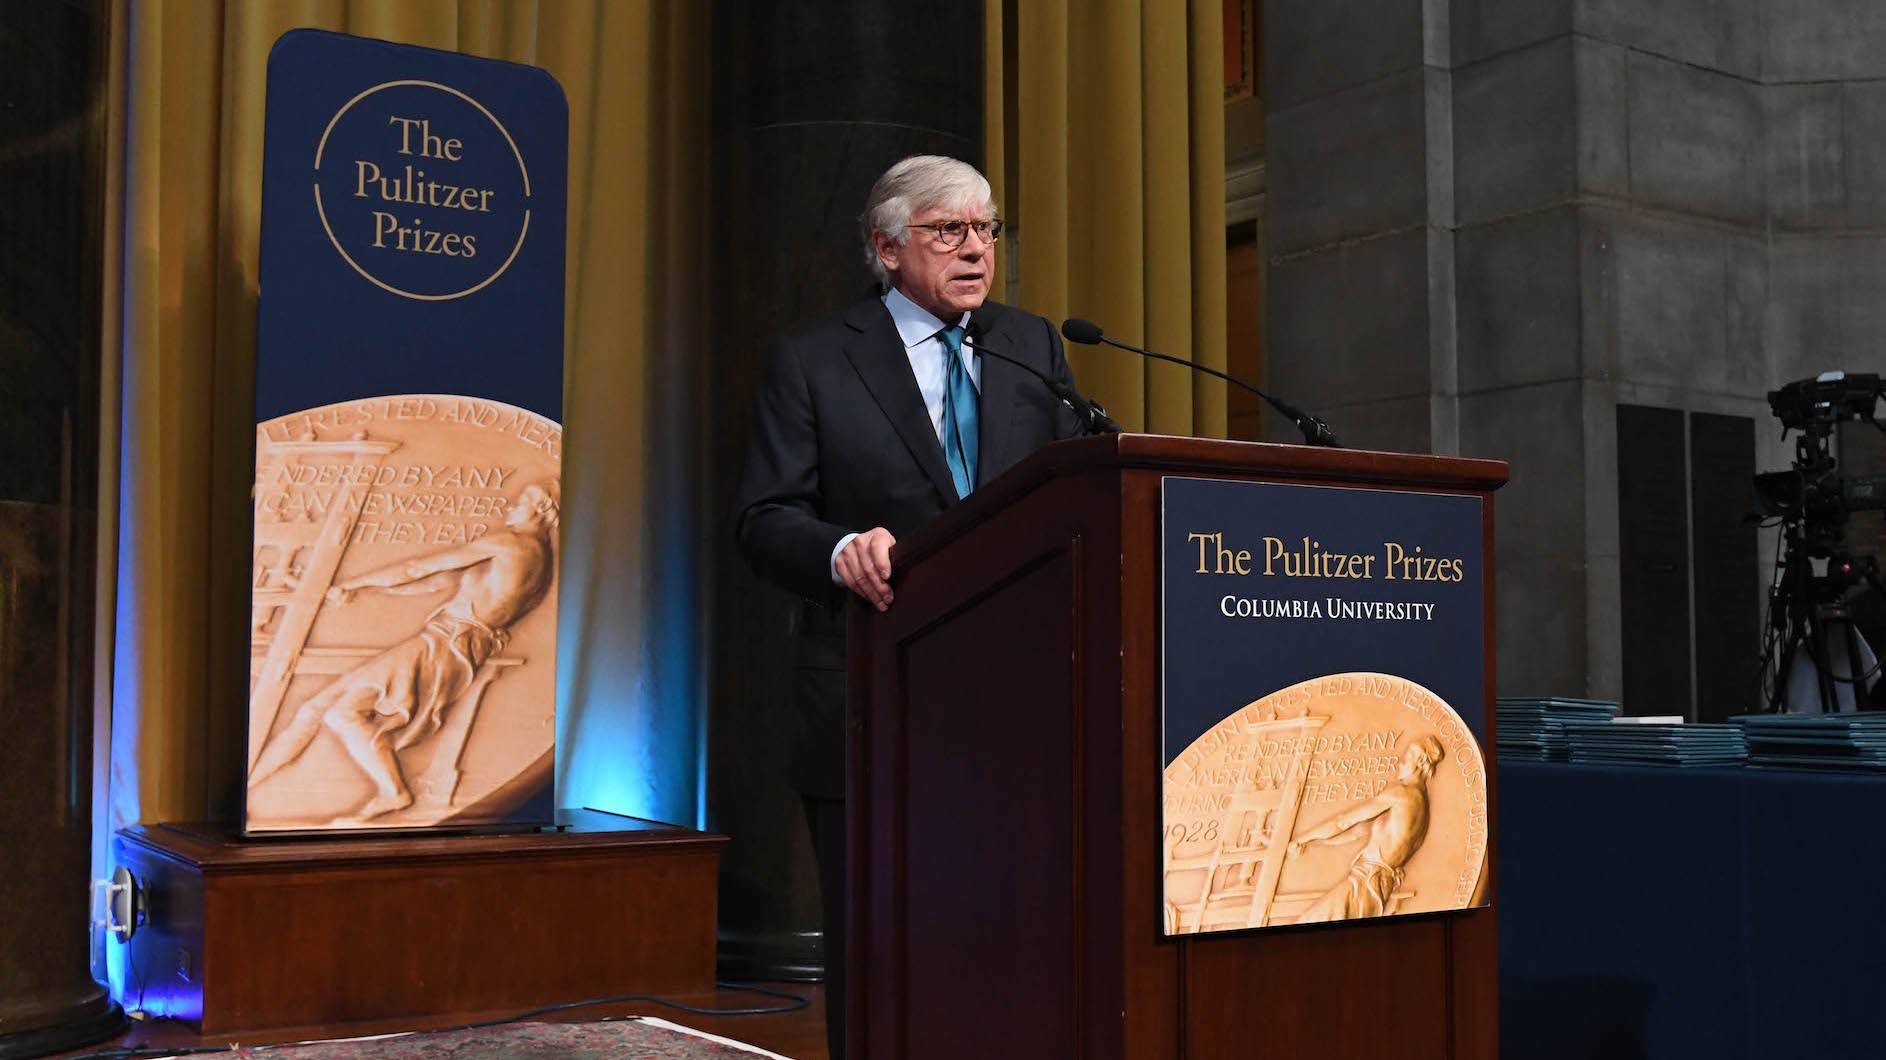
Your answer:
[735,154,1086,1058]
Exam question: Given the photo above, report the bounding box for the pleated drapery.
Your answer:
[984,0,1228,437]
[102,0,711,838]
[98,0,1232,909]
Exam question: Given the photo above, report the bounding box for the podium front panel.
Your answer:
[1158,477,1490,938]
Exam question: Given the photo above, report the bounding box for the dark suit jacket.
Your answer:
[736,295,1085,797]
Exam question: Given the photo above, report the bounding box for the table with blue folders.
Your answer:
[1499,756,1886,1060]
[1498,697,1754,765]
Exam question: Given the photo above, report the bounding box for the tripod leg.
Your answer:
[1853,564,1886,705]
[1810,614,1840,713]
[1771,627,1803,713]
[1803,611,1833,709]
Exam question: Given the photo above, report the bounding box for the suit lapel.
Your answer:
[969,306,1019,487]
[841,298,959,503]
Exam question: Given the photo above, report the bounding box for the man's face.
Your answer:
[875,201,996,321]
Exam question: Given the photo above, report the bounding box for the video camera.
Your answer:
[1767,371,1883,432]
[1753,372,1886,521]
[1754,371,1886,712]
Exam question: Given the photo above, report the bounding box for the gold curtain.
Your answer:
[984,0,1227,437]
[103,0,709,829]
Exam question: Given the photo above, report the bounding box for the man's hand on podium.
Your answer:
[836,527,896,611]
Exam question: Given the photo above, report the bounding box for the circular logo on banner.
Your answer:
[313,80,531,301]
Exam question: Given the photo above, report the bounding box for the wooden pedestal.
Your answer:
[112,810,725,1036]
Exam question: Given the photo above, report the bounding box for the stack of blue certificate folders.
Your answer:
[1560,719,1749,766]
[1495,697,1620,761]
[1734,712,1886,771]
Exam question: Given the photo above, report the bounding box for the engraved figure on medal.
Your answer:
[1288,735,1443,922]
[1162,672,1487,934]
[244,396,562,832]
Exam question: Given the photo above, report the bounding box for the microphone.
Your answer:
[965,323,1121,435]
[1059,318,1341,447]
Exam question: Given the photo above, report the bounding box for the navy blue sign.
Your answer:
[257,29,567,420]
[1161,477,1487,761]
[245,31,568,837]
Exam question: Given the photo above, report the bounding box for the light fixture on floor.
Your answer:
[96,866,144,943]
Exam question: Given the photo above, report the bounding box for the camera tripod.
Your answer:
[1762,533,1884,713]
[1753,371,1886,712]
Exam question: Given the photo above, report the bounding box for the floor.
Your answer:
[44,982,830,1060]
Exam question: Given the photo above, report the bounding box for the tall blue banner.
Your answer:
[1159,477,1489,935]
[244,30,568,835]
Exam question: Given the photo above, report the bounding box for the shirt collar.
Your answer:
[883,287,971,350]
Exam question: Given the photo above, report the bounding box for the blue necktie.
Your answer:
[938,324,978,498]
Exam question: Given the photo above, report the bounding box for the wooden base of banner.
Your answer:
[112,810,725,1037]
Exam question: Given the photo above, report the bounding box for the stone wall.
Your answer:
[1265,0,1886,705]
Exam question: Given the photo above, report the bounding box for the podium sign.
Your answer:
[243,30,568,834]
[1159,476,1490,934]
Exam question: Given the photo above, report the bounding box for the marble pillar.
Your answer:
[0,0,124,1055]
[1267,0,1886,711]
[706,2,983,978]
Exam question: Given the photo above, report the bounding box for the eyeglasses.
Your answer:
[907,218,1004,249]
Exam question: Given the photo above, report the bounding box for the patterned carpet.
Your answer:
[168,1018,791,1059]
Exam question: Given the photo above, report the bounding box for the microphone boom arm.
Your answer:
[1094,337,1340,448]
[967,336,1121,436]
[1060,316,1340,448]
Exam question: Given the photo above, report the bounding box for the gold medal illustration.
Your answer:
[244,395,561,831]
[1163,671,1487,934]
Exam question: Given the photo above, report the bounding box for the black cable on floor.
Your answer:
[55,981,811,1058]
[56,1047,233,1060]
[446,980,811,1030]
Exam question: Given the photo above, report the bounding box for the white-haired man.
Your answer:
[736,155,1086,1058]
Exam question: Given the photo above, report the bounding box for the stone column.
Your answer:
[0,1,124,1055]
[1269,0,1886,709]
[1263,0,1460,457]
[705,3,983,978]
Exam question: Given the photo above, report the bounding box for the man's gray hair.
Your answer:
[858,155,998,287]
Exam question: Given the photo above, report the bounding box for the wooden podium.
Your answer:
[848,434,1507,1059]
